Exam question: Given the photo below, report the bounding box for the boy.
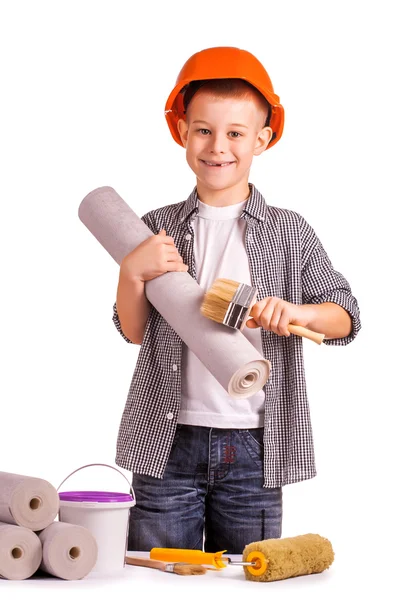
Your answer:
[113,47,361,553]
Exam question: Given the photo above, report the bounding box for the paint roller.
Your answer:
[150,533,334,582]
[78,186,271,399]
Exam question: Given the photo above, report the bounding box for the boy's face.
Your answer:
[177,91,272,195]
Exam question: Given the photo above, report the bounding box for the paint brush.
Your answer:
[125,555,207,575]
[200,278,325,345]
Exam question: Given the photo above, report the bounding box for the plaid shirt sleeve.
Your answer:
[112,210,158,344]
[299,214,361,346]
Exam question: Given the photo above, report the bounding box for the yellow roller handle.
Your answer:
[150,548,228,569]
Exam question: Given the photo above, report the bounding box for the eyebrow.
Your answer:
[192,120,249,129]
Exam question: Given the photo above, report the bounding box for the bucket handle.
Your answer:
[57,463,135,503]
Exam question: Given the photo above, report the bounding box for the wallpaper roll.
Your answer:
[0,472,59,531]
[38,521,98,580]
[0,523,42,580]
[78,186,270,399]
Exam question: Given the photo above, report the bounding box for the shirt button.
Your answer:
[172,364,178,371]
[185,234,191,240]
[166,412,174,420]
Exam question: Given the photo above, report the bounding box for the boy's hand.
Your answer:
[246,297,313,337]
[120,229,189,284]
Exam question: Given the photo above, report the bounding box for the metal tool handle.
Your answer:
[57,462,135,502]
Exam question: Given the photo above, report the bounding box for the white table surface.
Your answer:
[1,549,388,599]
[0,550,348,600]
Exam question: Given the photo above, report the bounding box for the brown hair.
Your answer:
[182,78,272,128]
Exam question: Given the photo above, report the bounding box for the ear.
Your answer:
[177,118,189,148]
[253,126,273,155]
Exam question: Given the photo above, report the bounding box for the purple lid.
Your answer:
[59,491,133,503]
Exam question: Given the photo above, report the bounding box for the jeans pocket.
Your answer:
[245,428,264,448]
[241,428,264,464]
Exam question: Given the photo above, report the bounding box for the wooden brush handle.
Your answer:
[287,324,325,345]
[247,304,324,344]
[125,555,166,571]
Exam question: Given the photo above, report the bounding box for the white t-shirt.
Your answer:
[178,197,265,428]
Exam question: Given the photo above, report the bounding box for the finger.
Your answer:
[271,302,292,336]
[165,262,189,272]
[245,318,261,329]
[277,313,291,337]
[257,301,275,330]
[249,298,268,325]
[166,248,183,261]
[156,230,176,246]
[269,304,284,335]
[269,304,292,337]
[269,304,282,333]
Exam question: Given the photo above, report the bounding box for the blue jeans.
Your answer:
[128,424,282,553]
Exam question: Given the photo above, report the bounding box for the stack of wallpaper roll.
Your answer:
[0,471,98,580]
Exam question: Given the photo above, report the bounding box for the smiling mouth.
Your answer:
[200,160,235,167]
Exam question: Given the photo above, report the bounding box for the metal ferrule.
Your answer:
[226,559,257,566]
[223,283,258,330]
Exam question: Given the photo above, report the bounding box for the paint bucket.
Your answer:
[57,463,135,573]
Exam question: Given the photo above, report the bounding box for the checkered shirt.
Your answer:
[112,183,361,487]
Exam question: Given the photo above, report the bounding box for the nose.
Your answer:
[207,131,229,155]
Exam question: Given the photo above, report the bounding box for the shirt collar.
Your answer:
[177,183,268,225]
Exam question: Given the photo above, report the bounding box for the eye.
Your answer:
[198,128,211,135]
[228,131,242,138]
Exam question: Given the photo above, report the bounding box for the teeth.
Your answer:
[204,161,232,166]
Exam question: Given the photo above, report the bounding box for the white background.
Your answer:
[0,0,398,597]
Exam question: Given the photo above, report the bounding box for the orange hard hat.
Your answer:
[165,46,284,150]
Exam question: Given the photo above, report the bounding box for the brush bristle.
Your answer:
[201,278,240,324]
[173,564,207,576]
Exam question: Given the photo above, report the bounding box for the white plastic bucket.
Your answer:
[57,463,135,573]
